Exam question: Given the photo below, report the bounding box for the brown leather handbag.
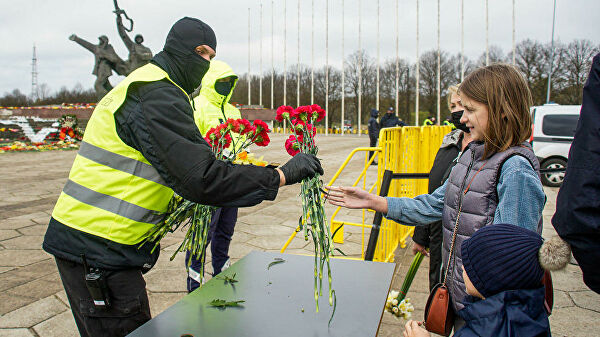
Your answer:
[423,202,465,336]
[423,283,454,336]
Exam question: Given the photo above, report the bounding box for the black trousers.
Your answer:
[427,220,443,291]
[368,136,378,160]
[55,257,151,337]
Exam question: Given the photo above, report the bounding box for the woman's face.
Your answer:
[449,92,463,113]
[459,94,489,141]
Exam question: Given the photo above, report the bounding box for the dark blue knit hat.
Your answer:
[461,224,544,298]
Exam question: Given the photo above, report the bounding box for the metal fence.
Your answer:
[280,125,451,262]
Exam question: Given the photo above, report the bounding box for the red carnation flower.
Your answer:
[310,104,326,122]
[253,119,270,133]
[294,106,311,122]
[238,119,254,135]
[254,132,270,147]
[276,105,294,122]
[290,120,317,137]
[285,135,302,156]
[227,118,241,133]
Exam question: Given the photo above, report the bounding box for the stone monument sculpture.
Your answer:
[68,0,152,99]
[114,10,153,75]
[68,34,124,99]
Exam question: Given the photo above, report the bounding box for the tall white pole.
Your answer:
[512,0,516,65]
[311,0,315,105]
[248,8,251,106]
[376,0,380,111]
[436,0,440,125]
[546,0,557,103]
[271,0,274,109]
[358,0,362,136]
[485,0,489,66]
[395,0,399,114]
[461,0,464,82]
[325,0,329,135]
[415,0,420,126]
[283,0,287,130]
[259,2,263,107]
[341,0,345,136]
[297,0,300,108]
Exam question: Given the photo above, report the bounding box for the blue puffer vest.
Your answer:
[442,141,542,312]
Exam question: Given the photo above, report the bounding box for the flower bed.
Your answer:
[0,140,79,153]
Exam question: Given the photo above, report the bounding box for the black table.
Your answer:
[128,251,396,337]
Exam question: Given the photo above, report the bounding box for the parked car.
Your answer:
[530,103,581,187]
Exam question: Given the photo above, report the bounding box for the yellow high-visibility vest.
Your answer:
[52,63,188,245]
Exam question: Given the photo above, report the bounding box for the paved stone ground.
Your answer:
[0,133,598,336]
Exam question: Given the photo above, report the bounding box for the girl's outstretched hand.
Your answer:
[324,186,388,213]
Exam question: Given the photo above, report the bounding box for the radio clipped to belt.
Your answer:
[81,254,111,307]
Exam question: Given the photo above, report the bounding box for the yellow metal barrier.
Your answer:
[280,126,452,262]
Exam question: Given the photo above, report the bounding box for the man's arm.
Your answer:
[116,15,134,51]
[69,35,96,54]
[121,81,281,207]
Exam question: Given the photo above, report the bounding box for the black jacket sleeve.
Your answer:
[115,80,280,207]
[412,225,430,247]
[552,53,600,294]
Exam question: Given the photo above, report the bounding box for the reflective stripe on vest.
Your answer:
[52,63,188,245]
[62,179,164,225]
[78,141,167,187]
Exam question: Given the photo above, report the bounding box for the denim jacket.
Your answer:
[384,155,545,232]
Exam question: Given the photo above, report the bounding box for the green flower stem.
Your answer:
[396,252,424,302]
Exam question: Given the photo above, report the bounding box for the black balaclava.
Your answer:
[215,77,236,96]
[451,110,470,133]
[152,17,217,95]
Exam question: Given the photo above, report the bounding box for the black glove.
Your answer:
[279,153,324,185]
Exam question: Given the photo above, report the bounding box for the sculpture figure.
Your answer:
[115,10,153,75]
[69,34,124,99]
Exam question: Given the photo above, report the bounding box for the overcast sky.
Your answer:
[1,0,599,96]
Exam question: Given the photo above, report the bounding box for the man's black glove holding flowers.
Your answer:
[279,153,324,185]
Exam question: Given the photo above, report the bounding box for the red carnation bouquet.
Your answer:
[277,104,336,317]
[141,118,270,282]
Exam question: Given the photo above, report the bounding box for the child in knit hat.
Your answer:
[403,223,570,337]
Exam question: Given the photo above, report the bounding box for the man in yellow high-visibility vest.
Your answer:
[186,60,242,290]
[43,17,322,337]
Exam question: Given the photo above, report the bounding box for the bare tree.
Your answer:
[557,39,598,104]
[344,50,376,125]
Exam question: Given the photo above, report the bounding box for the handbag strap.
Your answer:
[441,160,488,285]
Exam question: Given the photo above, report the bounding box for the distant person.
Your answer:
[411,84,474,291]
[69,34,125,99]
[380,107,404,128]
[552,53,600,294]
[442,118,454,128]
[423,116,436,126]
[368,108,380,163]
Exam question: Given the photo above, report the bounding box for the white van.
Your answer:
[530,103,581,187]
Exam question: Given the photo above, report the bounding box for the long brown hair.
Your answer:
[458,64,533,158]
